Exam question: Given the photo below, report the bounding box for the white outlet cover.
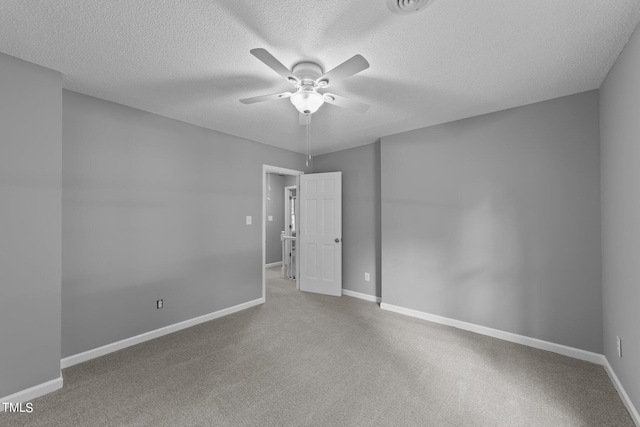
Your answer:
[364,273,370,281]
[268,216,273,221]
[246,216,252,225]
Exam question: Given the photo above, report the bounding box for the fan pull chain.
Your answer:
[305,113,312,167]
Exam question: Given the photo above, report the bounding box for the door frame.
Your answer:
[284,185,297,238]
[283,185,297,284]
[262,165,304,301]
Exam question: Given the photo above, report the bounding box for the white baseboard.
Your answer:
[379,302,640,422]
[382,301,640,423]
[0,373,63,405]
[343,289,382,303]
[61,298,265,369]
[379,302,604,364]
[265,262,283,268]
[602,357,640,425]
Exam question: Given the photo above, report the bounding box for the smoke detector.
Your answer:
[386,0,436,15]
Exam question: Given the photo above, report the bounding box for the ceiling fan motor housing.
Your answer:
[289,62,326,114]
[291,62,323,86]
[387,0,437,15]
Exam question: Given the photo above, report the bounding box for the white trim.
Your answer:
[284,185,297,285]
[379,302,604,364]
[264,165,305,176]
[602,357,640,425]
[295,176,300,291]
[265,261,282,268]
[343,289,382,303]
[0,373,63,405]
[61,298,264,369]
[262,165,304,301]
[380,302,640,424]
[284,185,296,238]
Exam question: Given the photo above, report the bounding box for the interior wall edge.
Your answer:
[0,50,62,400]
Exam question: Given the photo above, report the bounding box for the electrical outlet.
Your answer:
[246,216,252,225]
[157,299,163,309]
[364,272,370,282]
[268,215,273,221]
[617,336,622,358]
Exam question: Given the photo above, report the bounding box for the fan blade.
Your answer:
[316,55,369,86]
[240,92,292,104]
[323,93,370,113]
[250,48,300,84]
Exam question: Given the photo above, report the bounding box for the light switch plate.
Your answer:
[268,216,273,221]
[246,216,252,225]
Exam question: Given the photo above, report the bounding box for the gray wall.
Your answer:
[0,53,62,397]
[313,142,381,298]
[600,21,640,412]
[265,174,285,265]
[381,91,602,353]
[62,91,308,357]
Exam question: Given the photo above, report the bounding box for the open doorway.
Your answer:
[262,165,303,301]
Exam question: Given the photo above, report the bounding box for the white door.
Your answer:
[298,172,342,296]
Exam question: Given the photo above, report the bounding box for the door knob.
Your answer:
[335,238,341,243]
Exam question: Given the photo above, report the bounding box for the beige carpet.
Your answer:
[1,267,633,426]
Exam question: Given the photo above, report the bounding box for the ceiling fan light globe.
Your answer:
[290,89,324,115]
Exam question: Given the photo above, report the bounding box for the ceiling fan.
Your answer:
[240,48,370,117]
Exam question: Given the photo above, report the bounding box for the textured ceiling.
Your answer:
[1,1,639,155]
